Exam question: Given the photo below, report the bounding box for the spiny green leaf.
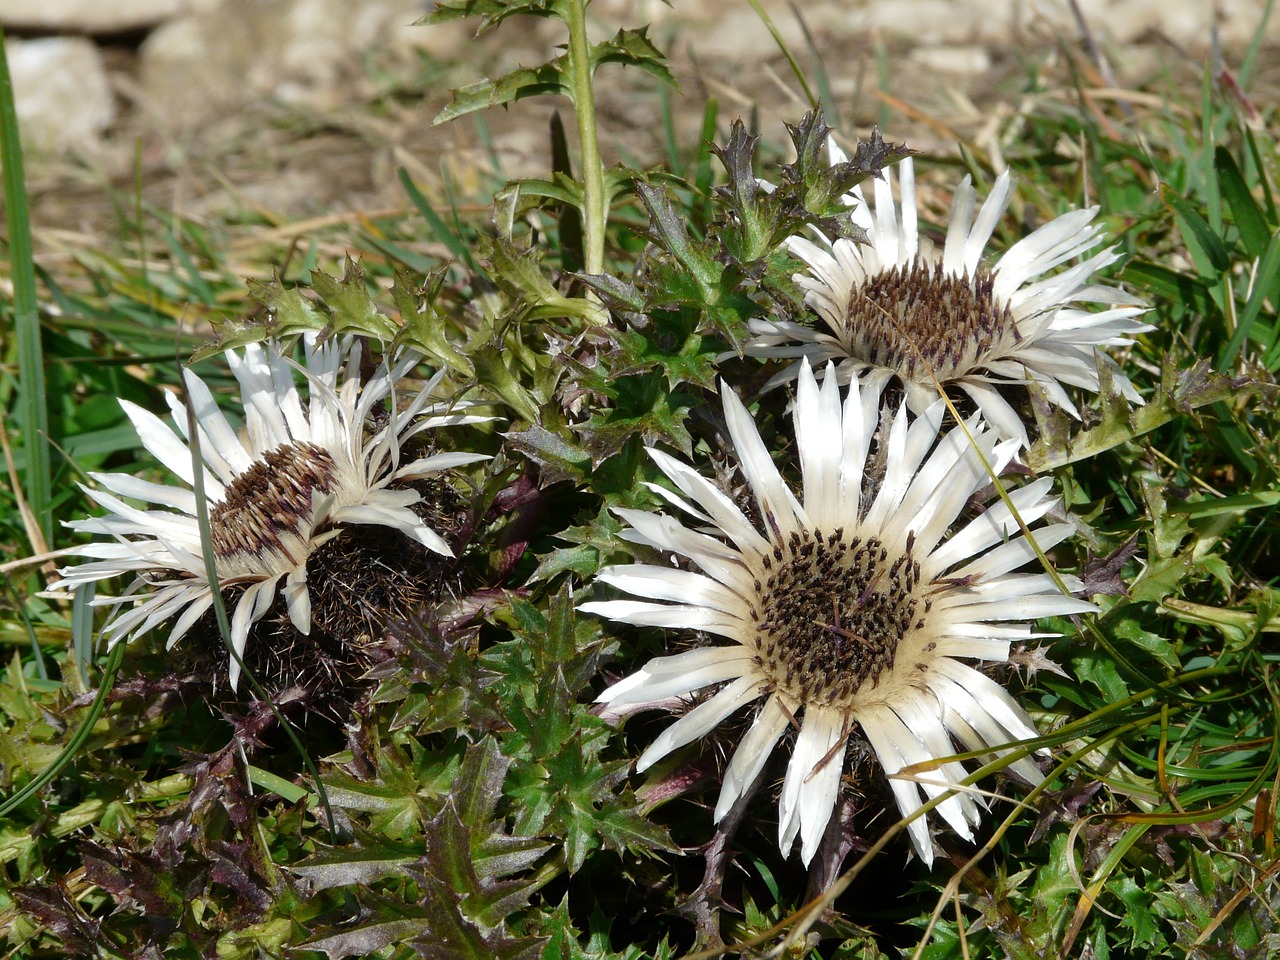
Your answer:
[484,236,609,326]
[391,270,476,377]
[409,741,550,938]
[1018,832,1084,947]
[452,736,511,829]
[709,120,782,263]
[290,828,420,891]
[302,894,435,958]
[203,259,407,361]
[529,506,626,583]
[1072,654,1131,702]
[1108,875,1165,949]
[307,257,400,339]
[504,424,594,484]
[780,116,907,223]
[421,0,567,35]
[473,345,542,425]
[494,168,635,240]
[1140,474,1194,560]
[577,272,646,314]
[419,800,544,932]
[319,739,459,840]
[635,182,723,297]
[528,542,602,582]
[608,324,718,391]
[574,374,696,459]
[1025,355,1256,472]
[1128,554,1196,604]
[590,28,677,91]
[374,610,508,736]
[426,19,674,128]
[1110,616,1181,671]
[193,275,326,360]
[434,61,569,126]
[542,580,585,668]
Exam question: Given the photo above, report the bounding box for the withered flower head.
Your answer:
[56,334,489,689]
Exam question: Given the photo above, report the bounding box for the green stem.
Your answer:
[564,0,606,279]
[0,24,52,550]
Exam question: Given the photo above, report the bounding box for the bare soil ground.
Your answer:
[17,5,1279,272]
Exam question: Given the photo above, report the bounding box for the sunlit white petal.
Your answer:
[590,359,1095,867]
[745,156,1152,445]
[55,334,486,690]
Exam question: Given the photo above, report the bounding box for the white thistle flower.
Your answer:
[584,360,1095,867]
[55,334,489,689]
[745,151,1152,445]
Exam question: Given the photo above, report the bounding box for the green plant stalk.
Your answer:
[563,0,606,279]
[0,25,52,550]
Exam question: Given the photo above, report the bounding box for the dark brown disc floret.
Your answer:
[843,260,1017,382]
[210,442,339,561]
[751,526,931,707]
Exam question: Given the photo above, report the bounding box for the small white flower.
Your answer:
[585,360,1095,866]
[55,334,489,689]
[745,151,1152,445]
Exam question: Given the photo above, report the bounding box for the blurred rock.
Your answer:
[137,0,428,132]
[7,0,1277,235]
[0,0,208,33]
[649,0,1274,55]
[5,37,115,155]
[1027,0,1274,50]
[851,0,1011,45]
[909,45,994,76]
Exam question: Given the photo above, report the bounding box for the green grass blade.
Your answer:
[0,25,52,550]
[1223,227,1280,367]
[1245,128,1278,224]
[690,98,718,236]
[744,0,817,109]
[1160,182,1230,276]
[2,570,48,680]
[1235,0,1275,87]
[659,82,679,173]
[1215,145,1271,258]
[398,167,477,271]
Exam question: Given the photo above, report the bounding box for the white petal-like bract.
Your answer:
[744,152,1152,446]
[590,360,1093,866]
[55,334,488,690]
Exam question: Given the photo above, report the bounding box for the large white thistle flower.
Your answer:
[584,361,1096,867]
[55,334,489,689]
[745,151,1152,445]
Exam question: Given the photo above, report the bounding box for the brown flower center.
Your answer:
[751,527,930,706]
[841,260,1017,382]
[210,443,338,561]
